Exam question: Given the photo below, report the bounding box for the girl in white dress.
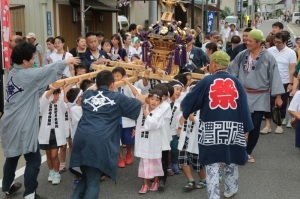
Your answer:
[135,89,165,194]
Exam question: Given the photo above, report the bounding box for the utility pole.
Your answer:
[202,0,205,31]
[191,0,195,28]
[205,0,208,32]
[248,0,253,21]
[80,0,85,36]
[149,0,158,26]
[80,0,91,37]
[216,0,221,31]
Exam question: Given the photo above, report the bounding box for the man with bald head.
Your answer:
[9,35,23,69]
[9,35,23,49]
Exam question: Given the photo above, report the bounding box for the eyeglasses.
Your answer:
[273,40,283,44]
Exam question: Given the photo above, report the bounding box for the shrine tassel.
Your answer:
[174,34,183,66]
[182,45,187,66]
[142,41,149,63]
[147,51,152,67]
[174,45,180,65]
[166,52,173,75]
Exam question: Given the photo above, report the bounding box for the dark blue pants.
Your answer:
[170,135,179,164]
[246,111,264,155]
[160,150,169,182]
[71,165,102,199]
[2,146,41,197]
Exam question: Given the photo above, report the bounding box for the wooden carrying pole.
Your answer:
[52,71,138,88]
[52,63,205,88]
[93,61,146,71]
[92,64,205,81]
[92,65,174,82]
[114,76,138,88]
[52,71,99,88]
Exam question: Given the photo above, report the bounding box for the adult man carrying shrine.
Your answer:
[228,29,285,163]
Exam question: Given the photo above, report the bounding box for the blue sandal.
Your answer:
[183,180,195,191]
[196,180,207,189]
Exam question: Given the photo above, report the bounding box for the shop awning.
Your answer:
[70,0,119,12]
[9,4,25,10]
[195,4,222,12]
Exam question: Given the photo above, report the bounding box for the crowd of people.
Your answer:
[1,20,300,199]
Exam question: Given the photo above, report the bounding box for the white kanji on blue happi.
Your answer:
[198,121,246,147]
[83,91,116,111]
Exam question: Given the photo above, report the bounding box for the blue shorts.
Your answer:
[120,125,135,145]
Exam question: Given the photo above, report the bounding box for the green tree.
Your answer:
[220,6,232,19]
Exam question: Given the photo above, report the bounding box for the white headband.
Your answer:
[149,94,162,99]
[183,72,192,75]
[171,79,184,88]
[74,89,83,103]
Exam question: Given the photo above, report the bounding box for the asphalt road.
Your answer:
[1,19,300,199]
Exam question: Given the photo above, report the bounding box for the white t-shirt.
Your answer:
[268,46,297,84]
[43,49,57,66]
[228,30,239,42]
[220,27,230,41]
[50,52,73,77]
[134,79,151,95]
[288,90,300,112]
[128,46,142,62]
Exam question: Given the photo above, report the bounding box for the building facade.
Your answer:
[10,0,118,51]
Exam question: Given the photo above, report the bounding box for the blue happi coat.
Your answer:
[69,86,142,181]
[181,71,254,166]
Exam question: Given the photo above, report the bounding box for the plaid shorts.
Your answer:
[178,137,204,172]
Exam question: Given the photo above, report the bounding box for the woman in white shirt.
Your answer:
[50,36,74,77]
[43,37,57,66]
[122,33,133,61]
[111,34,128,62]
[227,24,239,43]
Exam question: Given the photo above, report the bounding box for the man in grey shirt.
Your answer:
[1,42,79,199]
[228,29,285,163]
[26,32,43,67]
